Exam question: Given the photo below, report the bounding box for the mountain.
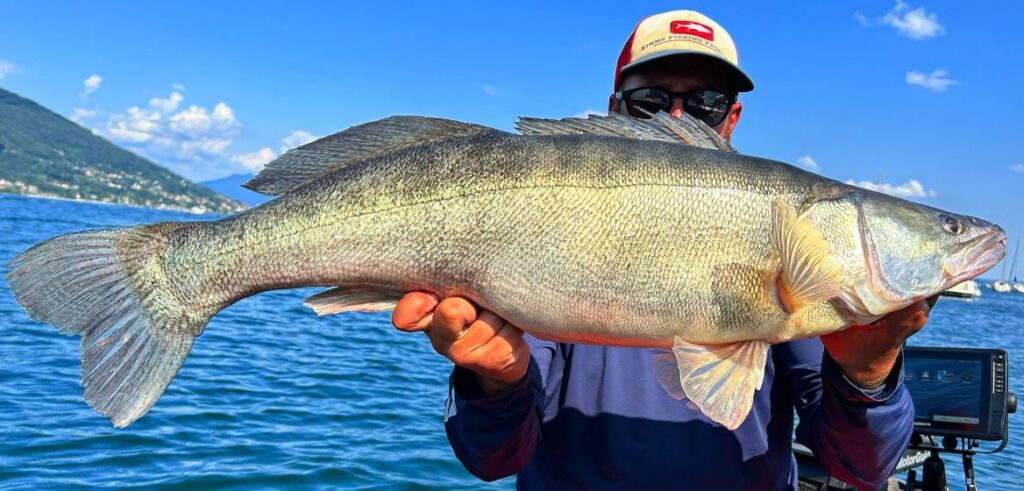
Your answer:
[200,173,270,207]
[0,87,244,213]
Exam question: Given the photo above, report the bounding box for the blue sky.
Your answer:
[1,1,1022,276]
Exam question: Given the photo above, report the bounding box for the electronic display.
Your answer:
[904,347,1009,440]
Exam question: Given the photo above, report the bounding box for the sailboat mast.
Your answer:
[1010,236,1021,282]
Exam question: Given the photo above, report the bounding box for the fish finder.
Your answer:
[793,346,1015,491]
[904,346,1012,441]
[902,346,1016,491]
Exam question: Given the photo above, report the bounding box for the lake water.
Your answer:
[0,195,1020,490]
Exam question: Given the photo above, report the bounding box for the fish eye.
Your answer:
[941,215,964,235]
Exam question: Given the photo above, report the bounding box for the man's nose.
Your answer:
[669,98,685,118]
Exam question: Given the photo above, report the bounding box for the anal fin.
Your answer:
[304,287,403,315]
[652,351,686,400]
[662,337,770,430]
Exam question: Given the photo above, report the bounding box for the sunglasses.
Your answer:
[614,87,736,127]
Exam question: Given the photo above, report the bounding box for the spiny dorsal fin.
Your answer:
[515,110,736,152]
[244,116,498,196]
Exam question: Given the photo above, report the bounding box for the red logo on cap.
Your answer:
[670,20,714,42]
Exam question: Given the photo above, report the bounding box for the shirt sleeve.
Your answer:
[780,338,915,491]
[442,335,559,482]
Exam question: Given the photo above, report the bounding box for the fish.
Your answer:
[6,111,1006,430]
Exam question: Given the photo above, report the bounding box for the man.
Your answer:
[393,10,926,490]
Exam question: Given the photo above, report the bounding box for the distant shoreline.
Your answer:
[0,191,226,215]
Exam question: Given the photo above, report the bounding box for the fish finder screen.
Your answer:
[905,357,984,431]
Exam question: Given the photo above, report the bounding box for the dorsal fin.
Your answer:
[515,110,735,152]
[243,116,498,196]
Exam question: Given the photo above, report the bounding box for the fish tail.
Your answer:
[6,222,211,427]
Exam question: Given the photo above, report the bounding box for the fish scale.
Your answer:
[7,112,1005,431]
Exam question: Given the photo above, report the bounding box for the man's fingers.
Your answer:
[875,300,929,337]
[428,297,478,342]
[482,322,525,358]
[392,291,439,332]
[392,294,528,386]
[898,301,929,326]
[450,310,505,357]
[903,301,930,333]
[478,323,528,382]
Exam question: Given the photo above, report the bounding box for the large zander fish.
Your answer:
[7,112,1006,430]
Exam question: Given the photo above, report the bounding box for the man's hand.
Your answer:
[821,296,938,389]
[392,292,531,395]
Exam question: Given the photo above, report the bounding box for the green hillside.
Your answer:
[0,87,244,213]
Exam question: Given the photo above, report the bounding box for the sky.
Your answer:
[0,1,1022,276]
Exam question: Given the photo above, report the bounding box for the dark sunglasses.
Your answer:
[614,87,736,127]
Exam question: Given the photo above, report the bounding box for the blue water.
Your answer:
[0,194,1021,490]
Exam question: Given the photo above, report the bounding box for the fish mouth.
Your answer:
[944,228,1008,285]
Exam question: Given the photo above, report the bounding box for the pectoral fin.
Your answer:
[771,199,845,312]
[304,287,402,315]
[657,337,770,430]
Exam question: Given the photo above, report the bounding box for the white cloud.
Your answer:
[178,137,232,155]
[82,74,103,96]
[212,102,235,123]
[229,130,320,173]
[882,2,944,39]
[857,2,944,40]
[87,88,244,179]
[70,107,98,123]
[573,109,606,118]
[845,178,937,198]
[104,106,161,142]
[230,147,276,171]
[796,155,820,171]
[84,85,316,179]
[906,69,958,92]
[1011,164,1024,173]
[166,103,239,135]
[0,60,19,79]
[172,83,186,91]
[150,91,183,113]
[280,129,317,152]
[481,84,501,96]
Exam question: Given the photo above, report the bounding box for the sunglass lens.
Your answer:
[626,89,670,119]
[684,90,732,127]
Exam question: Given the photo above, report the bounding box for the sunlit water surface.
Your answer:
[0,195,1020,490]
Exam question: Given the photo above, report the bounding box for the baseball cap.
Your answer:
[613,10,754,93]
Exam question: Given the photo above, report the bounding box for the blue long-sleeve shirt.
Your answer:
[444,335,913,490]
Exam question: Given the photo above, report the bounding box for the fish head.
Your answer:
[858,195,1006,296]
[800,184,1005,322]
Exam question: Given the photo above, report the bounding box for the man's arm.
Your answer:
[783,300,931,490]
[443,337,557,481]
[392,293,554,481]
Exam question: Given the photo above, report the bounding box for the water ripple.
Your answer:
[1,195,1019,490]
